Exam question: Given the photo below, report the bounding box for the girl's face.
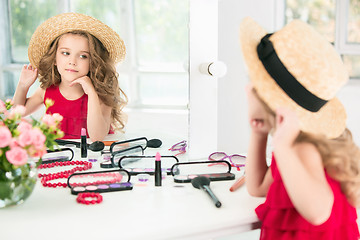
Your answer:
[55,33,90,83]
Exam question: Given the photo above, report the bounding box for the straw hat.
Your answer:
[239,17,348,139]
[28,12,125,68]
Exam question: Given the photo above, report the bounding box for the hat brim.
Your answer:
[28,12,126,68]
[239,17,346,139]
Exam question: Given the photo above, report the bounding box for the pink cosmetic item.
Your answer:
[67,169,133,195]
[81,128,87,158]
[154,152,162,186]
[229,175,246,192]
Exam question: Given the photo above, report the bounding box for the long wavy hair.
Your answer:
[38,30,128,131]
[253,88,360,207]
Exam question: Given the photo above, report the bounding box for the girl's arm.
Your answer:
[245,83,274,197]
[86,90,112,141]
[273,108,334,225]
[13,64,44,116]
[246,130,273,197]
[70,76,111,141]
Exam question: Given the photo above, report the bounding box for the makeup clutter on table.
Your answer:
[38,128,246,206]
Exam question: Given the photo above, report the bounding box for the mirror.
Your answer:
[1,0,190,149]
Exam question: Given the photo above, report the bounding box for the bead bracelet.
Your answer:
[76,192,103,205]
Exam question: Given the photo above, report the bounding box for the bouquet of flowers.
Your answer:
[0,98,63,170]
[0,98,64,207]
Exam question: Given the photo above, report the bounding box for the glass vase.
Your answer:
[0,160,38,208]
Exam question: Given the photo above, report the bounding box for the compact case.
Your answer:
[118,155,179,175]
[42,148,74,163]
[109,137,149,152]
[170,160,235,183]
[67,169,133,195]
[100,137,149,169]
[100,145,145,168]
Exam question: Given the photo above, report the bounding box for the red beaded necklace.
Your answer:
[38,161,92,188]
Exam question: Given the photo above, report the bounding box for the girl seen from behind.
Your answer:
[240,17,360,239]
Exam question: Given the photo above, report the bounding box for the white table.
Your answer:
[0,137,265,240]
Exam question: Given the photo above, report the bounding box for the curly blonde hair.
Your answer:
[253,88,360,207]
[296,130,360,207]
[37,30,127,131]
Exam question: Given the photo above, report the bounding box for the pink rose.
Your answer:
[52,113,63,123]
[18,121,33,133]
[32,147,47,158]
[0,126,12,148]
[32,128,46,149]
[9,138,19,148]
[6,146,28,166]
[18,130,33,147]
[42,114,56,127]
[0,100,6,113]
[6,105,26,119]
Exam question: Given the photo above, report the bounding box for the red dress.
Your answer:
[256,153,359,240]
[44,85,88,139]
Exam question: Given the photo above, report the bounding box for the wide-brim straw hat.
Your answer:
[239,17,349,139]
[28,12,125,68]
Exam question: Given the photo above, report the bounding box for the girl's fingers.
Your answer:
[251,119,264,128]
[275,109,284,127]
[23,64,37,72]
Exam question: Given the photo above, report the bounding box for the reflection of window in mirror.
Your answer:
[284,0,360,79]
[0,0,189,142]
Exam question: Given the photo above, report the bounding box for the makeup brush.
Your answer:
[147,139,162,148]
[191,176,222,208]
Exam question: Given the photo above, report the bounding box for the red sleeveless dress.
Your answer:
[256,153,359,240]
[44,85,88,139]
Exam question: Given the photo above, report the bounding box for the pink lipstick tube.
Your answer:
[81,128,87,158]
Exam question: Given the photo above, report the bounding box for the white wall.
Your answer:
[217,0,360,153]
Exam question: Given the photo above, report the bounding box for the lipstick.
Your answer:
[81,128,87,158]
[154,152,162,186]
[229,175,245,192]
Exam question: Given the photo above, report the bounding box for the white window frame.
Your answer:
[335,0,360,55]
[277,0,360,79]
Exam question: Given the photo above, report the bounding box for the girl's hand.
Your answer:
[272,107,300,149]
[19,64,38,90]
[69,75,96,95]
[245,83,273,135]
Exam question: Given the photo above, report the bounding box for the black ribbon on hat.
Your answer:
[257,33,328,112]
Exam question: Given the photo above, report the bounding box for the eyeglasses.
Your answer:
[208,152,246,170]
[168,140,187,156]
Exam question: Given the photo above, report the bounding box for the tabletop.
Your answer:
[0,135,265,240]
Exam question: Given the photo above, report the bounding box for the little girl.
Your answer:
[240,17,360,239]
[13,12,127,141]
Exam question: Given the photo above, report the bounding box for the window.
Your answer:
[1,0,189,109]
[285,0,360,79]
